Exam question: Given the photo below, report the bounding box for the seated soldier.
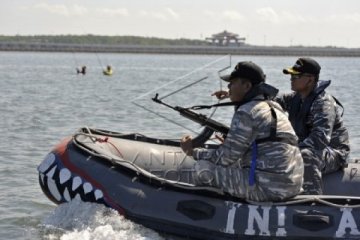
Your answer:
[277,58,350,194]
[181,61,304,202]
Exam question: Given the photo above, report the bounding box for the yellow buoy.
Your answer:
[103,65,113,76]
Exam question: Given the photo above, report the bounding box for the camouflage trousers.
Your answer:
[193,160,300,202]
[301,147,343,195]
[193,160,268,202]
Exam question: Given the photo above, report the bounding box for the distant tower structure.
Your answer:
[206,30,246,46]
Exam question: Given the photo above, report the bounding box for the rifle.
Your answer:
[152,93,229,136]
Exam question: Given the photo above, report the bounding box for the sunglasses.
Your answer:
[290,74,314,80]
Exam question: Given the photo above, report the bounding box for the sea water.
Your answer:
[0,52,359,240]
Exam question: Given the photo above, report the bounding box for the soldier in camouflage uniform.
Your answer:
[276,57,350,195]
[181,61,304,202]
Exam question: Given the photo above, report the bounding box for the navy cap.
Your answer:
[221,61,266,85]
[283,57,321,75]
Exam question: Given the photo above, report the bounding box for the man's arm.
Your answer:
[193,108,254,166]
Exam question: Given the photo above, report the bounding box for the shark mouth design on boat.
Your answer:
[38,153,106,205]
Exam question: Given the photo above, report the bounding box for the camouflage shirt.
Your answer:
[276,80,350,164]
[193,96,304,201]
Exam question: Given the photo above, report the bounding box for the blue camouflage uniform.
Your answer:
[276,80,350,194]
[192,95,304,202]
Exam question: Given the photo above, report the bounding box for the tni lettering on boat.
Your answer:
[225,202,360,238]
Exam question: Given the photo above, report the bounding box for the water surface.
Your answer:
[0,52,359,239]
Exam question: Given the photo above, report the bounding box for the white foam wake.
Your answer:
[41,198,165,240]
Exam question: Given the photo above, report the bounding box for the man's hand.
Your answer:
[180,135,194,156]
[211,90,229,100]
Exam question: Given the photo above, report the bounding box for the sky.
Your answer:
[1,0,360,48]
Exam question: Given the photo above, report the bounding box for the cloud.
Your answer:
[72,5,88,16]
[281,11,308,23]
[256,7,279,23]
[32,3,131,18]
[151,12,167,21]
[222,11,244,20]
[34,3,69,16]
[255,8,360,25]
[202,10,244,21]
[166,8,179,19]
[256,8,317,25]
[203,10,216,17]
[138,10,148,17]
[346,13,360,22]
[255,9,360,26]
[137,8,180,21]
[33,3,88,16]
[335,13,360,23]
[96,8,129,17]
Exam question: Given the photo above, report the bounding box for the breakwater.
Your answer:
[1,42,360,57]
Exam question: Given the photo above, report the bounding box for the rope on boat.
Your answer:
[74,131,124,158]
[95,136,124,158]
[73,132,225,194]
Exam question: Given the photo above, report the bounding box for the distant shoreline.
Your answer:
[1,42,360,57]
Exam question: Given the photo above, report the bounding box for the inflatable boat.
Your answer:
[38,126,360,240]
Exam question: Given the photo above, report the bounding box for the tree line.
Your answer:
[0,35,207,46]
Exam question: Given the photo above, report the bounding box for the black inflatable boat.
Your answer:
[38,127,360,240]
